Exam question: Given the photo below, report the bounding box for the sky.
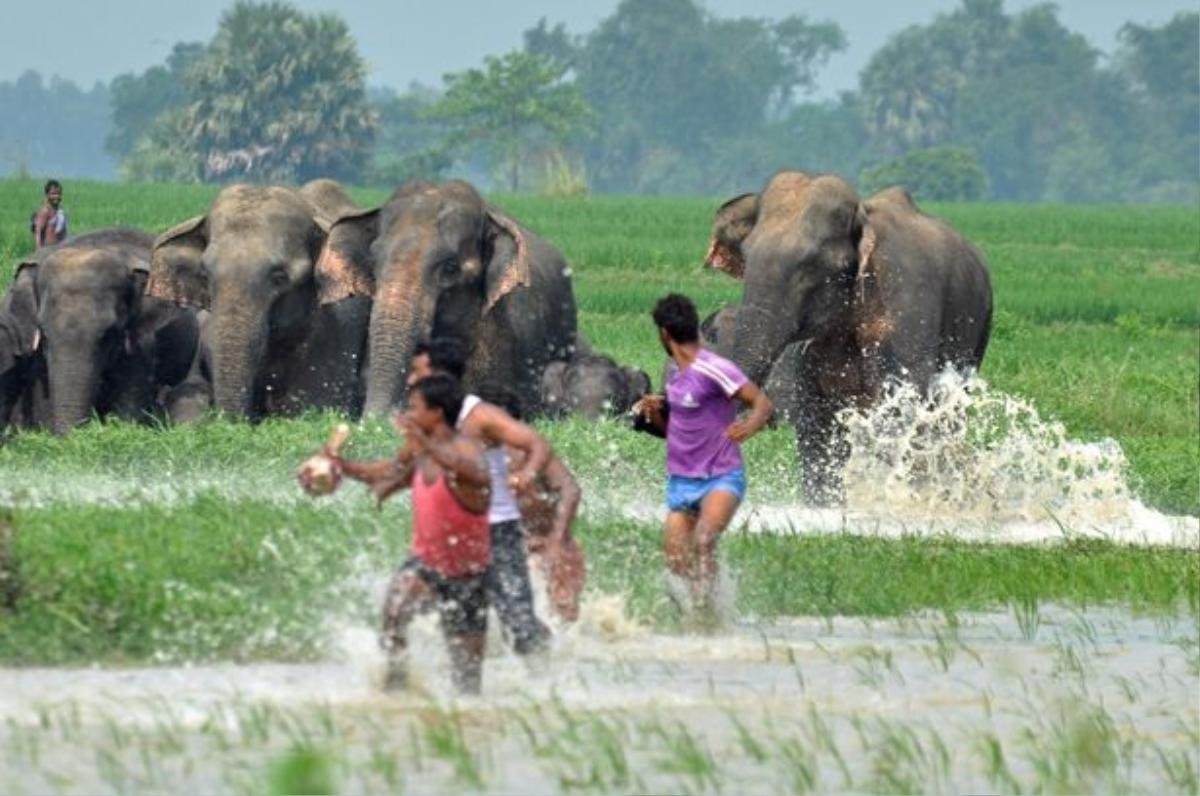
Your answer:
[0,0,1190,97]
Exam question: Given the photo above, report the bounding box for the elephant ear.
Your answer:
[315,208,378,304]
[483,206,530,314]
[705,193,760,279]
[147,216,209,309]
[852,205,892,349]
[4,261,41,355]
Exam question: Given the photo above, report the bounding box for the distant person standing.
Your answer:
[32,180,68,248]
[634,293,772,617]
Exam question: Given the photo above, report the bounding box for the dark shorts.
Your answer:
[484,519,551,654]
[401,557,488,636]
[666,467,747,514]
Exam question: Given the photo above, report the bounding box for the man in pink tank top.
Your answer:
[335,373,494,694]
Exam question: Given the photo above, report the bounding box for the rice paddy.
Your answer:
[0,178,1196,793]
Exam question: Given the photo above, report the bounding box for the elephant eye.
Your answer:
[435,258,459,281]
[269,267,290,287]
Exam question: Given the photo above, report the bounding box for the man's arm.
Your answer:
[340,456,415,498]
[32,208,49,248]
[467,403,550,490]
[726,381,773,443]
[541,455,581,542]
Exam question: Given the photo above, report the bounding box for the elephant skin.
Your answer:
[541,353,651,419]
[3,228,207,434]
[147,182,371,419]
[323,179,577,417]
[706,174,993,504]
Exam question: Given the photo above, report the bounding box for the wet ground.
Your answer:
[2,603,1196,794]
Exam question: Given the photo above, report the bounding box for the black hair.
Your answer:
[44,179,62,195]
[413,336,468,380]
[476,381,522,420]
[652,293,699,343]
[411,373,464,425]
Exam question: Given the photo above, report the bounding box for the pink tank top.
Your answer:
[411,466,490,578]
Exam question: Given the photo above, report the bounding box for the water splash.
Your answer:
[839,370,1132,525]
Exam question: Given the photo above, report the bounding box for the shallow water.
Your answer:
[2,603,1196,794]
[1,376,1196,792]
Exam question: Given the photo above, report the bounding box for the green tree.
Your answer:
[860,146,989,201]
[106,42,204,160]
[175,1,376,183]
[428,50,591,192]
[0,71,114,179]
[564,0,845,193]
[859,0,1008,155]
[1115,13,1199,203]
[364,85,452,187]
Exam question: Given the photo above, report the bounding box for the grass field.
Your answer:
[0,178,1196,668]
[0,179,1197,795]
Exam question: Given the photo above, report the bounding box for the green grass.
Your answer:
[0,179,1197,664]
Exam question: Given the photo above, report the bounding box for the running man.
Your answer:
[477,382,586,623]
[634,293,773,614]
[335,374,493,694]
[32,179,68,249]
[405,337,554,655]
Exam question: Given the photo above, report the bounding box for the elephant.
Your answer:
[541,352,651,419]
[322,179,578,417]
[0,277,46,429]
[146,181,372,419]
[706,173,993,504]
[2,228,207,434]
[698,303,801,425]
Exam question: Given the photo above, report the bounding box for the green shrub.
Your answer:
[861,146,989,201]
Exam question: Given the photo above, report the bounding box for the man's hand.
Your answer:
[395,414,428,454]
[725,419,755,443]
[508,466,538,494]
[632,393,664,418]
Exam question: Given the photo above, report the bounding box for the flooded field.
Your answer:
[2,603,1196,794]
[0,195,1195,793]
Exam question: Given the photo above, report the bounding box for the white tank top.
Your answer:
[457,394,522,524]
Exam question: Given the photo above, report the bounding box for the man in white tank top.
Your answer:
[406,338,553,655]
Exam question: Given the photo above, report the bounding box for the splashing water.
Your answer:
[705,370,1196,547]
[840,370,1132,522]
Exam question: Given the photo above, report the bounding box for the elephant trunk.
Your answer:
[209,301,269,419]
[731,299,790,388]
[47,348,101,435]
[363,289,431,416]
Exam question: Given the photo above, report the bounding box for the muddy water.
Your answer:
[2,603,1196,794]
[1,375,1196,792]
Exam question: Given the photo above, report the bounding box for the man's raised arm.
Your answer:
[470,403,550,490]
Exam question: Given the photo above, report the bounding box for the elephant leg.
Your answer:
[794,395,848,507]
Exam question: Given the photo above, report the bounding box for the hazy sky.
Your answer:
[1,0,1190,97]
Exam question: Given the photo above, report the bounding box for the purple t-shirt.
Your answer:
[665,348,748,477]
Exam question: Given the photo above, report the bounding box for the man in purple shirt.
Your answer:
[634,293,773,615]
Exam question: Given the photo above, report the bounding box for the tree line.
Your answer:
[0,0,1195,203]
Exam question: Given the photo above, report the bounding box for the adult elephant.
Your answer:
[3,228,206,434]
[706,173,992,504]
[146,182,372,419]
[323,179,577,416]
[698,303,801,425]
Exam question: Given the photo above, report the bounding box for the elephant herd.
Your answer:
[0,170,993,506]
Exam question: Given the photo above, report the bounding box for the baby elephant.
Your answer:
[541,353,651,419]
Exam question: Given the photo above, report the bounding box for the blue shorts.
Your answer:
[666,468,746,514]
